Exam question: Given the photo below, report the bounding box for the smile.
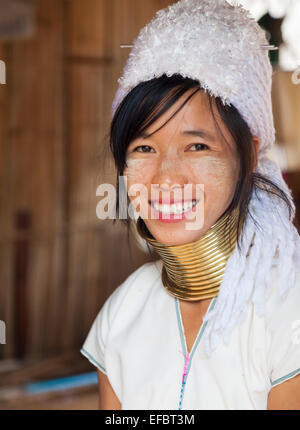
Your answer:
[150,199,199,215]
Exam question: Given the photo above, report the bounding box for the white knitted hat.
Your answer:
[111,0,300,355]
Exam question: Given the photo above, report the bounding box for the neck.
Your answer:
[136,206,242,301]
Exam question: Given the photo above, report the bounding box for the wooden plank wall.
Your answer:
[0,0,66,360]
[0,42,14,358]
[0,0,173,362]
[271,67,300,230]
[272,67,300,172]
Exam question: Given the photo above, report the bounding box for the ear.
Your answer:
[252,136,260,171]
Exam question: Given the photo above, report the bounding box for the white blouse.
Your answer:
[80,259,300,410]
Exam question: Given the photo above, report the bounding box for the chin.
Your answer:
[145,221,206,246]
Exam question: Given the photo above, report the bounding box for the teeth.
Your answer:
[152,200,197,214]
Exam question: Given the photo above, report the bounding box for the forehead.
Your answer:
[141,88,232,145]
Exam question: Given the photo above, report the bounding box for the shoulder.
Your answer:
[114,258,162,299]
[121,259,163,291]
[100,259,163,323]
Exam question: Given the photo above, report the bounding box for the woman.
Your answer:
[80,0,300,409]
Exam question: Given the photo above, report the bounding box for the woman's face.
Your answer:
[124,88,241,245]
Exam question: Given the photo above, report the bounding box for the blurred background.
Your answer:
[0,0,299,410]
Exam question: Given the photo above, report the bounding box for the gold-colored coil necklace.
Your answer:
[136,205,242,301]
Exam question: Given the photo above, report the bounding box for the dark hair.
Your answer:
[108,73,293,258]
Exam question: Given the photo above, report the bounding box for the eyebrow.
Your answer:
[140,129,216,141]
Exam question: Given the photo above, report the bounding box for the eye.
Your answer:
[133,145,155,153]
[188,143,209,151]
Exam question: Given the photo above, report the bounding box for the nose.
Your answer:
[151,157,188,199]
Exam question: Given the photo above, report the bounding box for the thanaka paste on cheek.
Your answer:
[188,156,238,189]
[124,158,154,213]
[124,158,154,182]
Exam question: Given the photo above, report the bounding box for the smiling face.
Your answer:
[123,88,241,245]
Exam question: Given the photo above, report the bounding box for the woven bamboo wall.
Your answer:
[0,0,299,364]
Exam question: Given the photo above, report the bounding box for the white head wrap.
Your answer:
[111,0,300,355]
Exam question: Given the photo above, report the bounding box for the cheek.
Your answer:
[124,158,154,183]
[188,156,238,191]
[124,159,155,205]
